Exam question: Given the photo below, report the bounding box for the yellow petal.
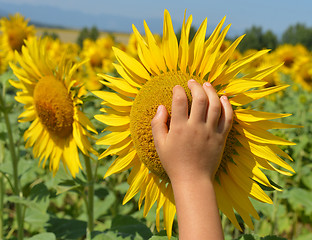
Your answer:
[18,108,36,122]
[132,24,160,75]
[113,47,151,82]
[99,137,133,159]
[138,173,152,209]
[162,9,178,71]
[97,130,130,146]
[227,161,273,204]
[219,79,267,95]
[113,63,142,88]
[220,173,259,229]
[235,121,295,146]
[92,91,133,107]
[143,175,160,217]
[15,95,33,105]
[230,85,289,106]
[156,181,167,232]
[178,11,192,73]
[143,20,167,73]
[123,162,149,204]
[245,63,283,80]
[205,16,226,47]
[77,110,98,134]
[104,149,137,178]
[252,120,302,130]
[188,18,207,74]
[94,114,130,127]
[235,109,291,122]
[98,74,139,97]
[214,180,242,231]
[163,184,176,239]
[236,135,295,174]
[234,146,282,190]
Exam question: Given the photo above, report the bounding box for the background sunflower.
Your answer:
[10,37,97,177]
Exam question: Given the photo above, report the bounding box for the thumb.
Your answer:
[151,105,169,148]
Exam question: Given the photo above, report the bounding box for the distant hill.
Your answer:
[0,2,243,37]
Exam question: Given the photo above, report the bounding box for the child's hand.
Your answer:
[151,79,232,239]
[151,79,233,185]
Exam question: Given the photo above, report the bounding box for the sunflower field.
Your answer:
[0,11,312,240]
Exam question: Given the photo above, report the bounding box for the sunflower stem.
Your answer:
[84,155,94,239]
[270,172,279,235]
[0,91,24,240]
[0,142,4,239]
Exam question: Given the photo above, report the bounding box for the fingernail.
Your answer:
[188,79,196,83]
[221,95,228,101]
[204,82,212,87]
[156,105,162,114]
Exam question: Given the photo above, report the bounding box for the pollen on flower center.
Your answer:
[34,76,74,138]
[130,71,236,181]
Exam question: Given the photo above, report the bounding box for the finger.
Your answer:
[188,79,208,122]
[218,96,233,134]
[151,105,169,149]
[203,82,221,127]
[171,85,188,124]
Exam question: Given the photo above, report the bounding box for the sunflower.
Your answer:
[10,37,97,177]
[80,37,115,72]
[274,44,309,74]
[94,10,296,238]
[44,36,80,65]
[0,13,35,62]
[291,55,312,91]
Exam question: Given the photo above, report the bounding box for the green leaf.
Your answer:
[235,234,256,240]
[94,189,116,219]
[0,69,16,86]
[6,195,38,208]
[110,215,153,240]
[56,184,80,195]
[260,236,287,240]
[282,188,312,215]
[149,236,178,240]
[301,174,312,190]
[92,231,143,240]
[56,178,85,194]
[24,204,50,230]
[26,232,56,240]
[297,233,312,240]
[29,181,50,201]
[46,217,87,240]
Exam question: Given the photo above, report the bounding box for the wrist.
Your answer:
[170,173,215,195]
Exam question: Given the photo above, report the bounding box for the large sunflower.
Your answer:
[94,10,296,238]
[10,37,97,177]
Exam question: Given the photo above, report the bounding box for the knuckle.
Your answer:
[173,93,187,105]
[210,103,221,114]
[193,95,207,105]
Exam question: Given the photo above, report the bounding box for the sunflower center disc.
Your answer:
[34,76,74,138]
[8,27,27,52]
[130,71,204,181]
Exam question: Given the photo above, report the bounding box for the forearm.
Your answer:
[172,177,224,240]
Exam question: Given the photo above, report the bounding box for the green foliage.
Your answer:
[77,26,100,47]
[282,23,312,50]
[237,26,278,52]
[42,31,59,40]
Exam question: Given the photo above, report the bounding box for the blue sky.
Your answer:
[0,0,312,37]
